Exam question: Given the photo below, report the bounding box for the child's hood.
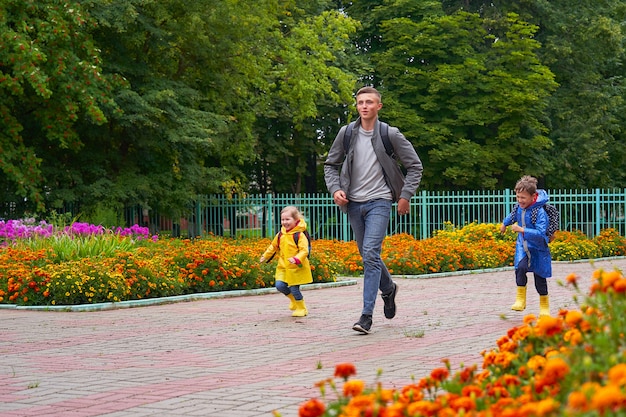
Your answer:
[281,219,308,235]
[530,189,549,209]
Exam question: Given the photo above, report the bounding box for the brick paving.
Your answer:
[1,258,625,417]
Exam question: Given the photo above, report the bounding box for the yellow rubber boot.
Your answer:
[292,299,308,317]
[511,286,527,311]
[539,295,550,317]
[286,293,296,311]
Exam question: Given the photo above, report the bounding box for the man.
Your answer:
[324,86,423,334]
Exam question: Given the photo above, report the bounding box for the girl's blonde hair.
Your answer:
[515,175,538,194]
[281,205,303,220]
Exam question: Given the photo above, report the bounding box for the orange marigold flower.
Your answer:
[487,386,510,398]
[565,273,579,286]
[614,278,626,293]
[482,350,497,368]
[501,374,521,386]
[343,379,365,397]
[430,367,449,382]
[567,391,589,411]
[599,270,622,291]
[535,315,564,337]
[298,398,325,417]
[518,365,529,378]
[563,328,583,346]
[450,396,477,411]
[334,363,357,380]
[383,403,406,417]
[399,384,425,403]
[407,400,441,416]
[493,351,518,368]
[564,310,584,327]
[510,325,531,342]
[346,393,376,410]
[591,384,625,412]
[489,397,516,415]
[608,363,626,386]
[527,355,546,372]
[534,398,560,416]
[540,357,569,385]
[458,365,477,383]
[497,335,509,347]
[461,385,482,398]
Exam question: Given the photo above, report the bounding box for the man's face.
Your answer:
[356,93,383,121]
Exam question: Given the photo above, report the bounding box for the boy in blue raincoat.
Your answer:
[500,175,552,317]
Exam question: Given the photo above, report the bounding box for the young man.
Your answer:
[324,86,423,334]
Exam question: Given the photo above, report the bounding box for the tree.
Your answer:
[248,6,360,194]
[374,9,557,189]
[442,0,626,188]
[0,0,120,213]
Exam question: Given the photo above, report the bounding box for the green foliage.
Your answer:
[2,0,626,214]
[21,234,138,263]
[375,10,557,189]
[0,0,121,210]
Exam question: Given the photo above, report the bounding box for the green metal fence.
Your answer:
[130,189,626,241]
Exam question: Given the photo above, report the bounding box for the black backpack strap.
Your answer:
[343,121,393,157]
[379,122,394,157]
[267,231,282,261]
[343,121,356,154]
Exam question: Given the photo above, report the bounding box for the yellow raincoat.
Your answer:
[261,219,313,286]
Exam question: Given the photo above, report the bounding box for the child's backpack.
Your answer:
[269,230,312,260]
[510,203,560,242]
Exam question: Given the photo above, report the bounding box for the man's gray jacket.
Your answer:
[324,117,423,212]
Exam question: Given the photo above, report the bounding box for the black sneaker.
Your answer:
[352,314,372,334]
[382,282,398,319]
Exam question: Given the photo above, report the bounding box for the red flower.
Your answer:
[334,363,357,380]
[299,398,326,417]
[430,367,449,382]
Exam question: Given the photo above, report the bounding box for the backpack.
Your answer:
[343,121,394,158]
[269,230,312,260]
[509,203,560,242]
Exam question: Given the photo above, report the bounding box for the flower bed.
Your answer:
[1,219,624,306]
[295,268,626,417]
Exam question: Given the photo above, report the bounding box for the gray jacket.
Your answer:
[324,118,423,212]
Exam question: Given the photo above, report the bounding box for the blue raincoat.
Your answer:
[502,189,552,278]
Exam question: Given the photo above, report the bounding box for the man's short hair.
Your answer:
[356,86,381,101]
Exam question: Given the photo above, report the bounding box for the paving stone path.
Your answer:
[1,258,625,417]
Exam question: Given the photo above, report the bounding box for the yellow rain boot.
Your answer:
[286,293,297,311]
[511,286,527,311]
[539,295,550,317]
[292,299,308,317]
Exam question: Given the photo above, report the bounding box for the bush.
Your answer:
[1,220,624,307]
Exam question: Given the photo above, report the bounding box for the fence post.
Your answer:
[341,211,350,241]
[595,188,601,237]
[267,194,274,237]
[420,190,428,240]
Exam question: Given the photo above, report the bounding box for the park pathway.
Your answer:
[1,258,625,417]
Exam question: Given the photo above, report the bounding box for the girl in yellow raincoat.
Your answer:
[260,206,313,317]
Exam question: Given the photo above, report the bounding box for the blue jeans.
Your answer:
[348,199,394,315]
[515,257,548,295]
[275,280,303,300]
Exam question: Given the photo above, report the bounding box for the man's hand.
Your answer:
[333,190,349,207]
[397,198,410,216]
